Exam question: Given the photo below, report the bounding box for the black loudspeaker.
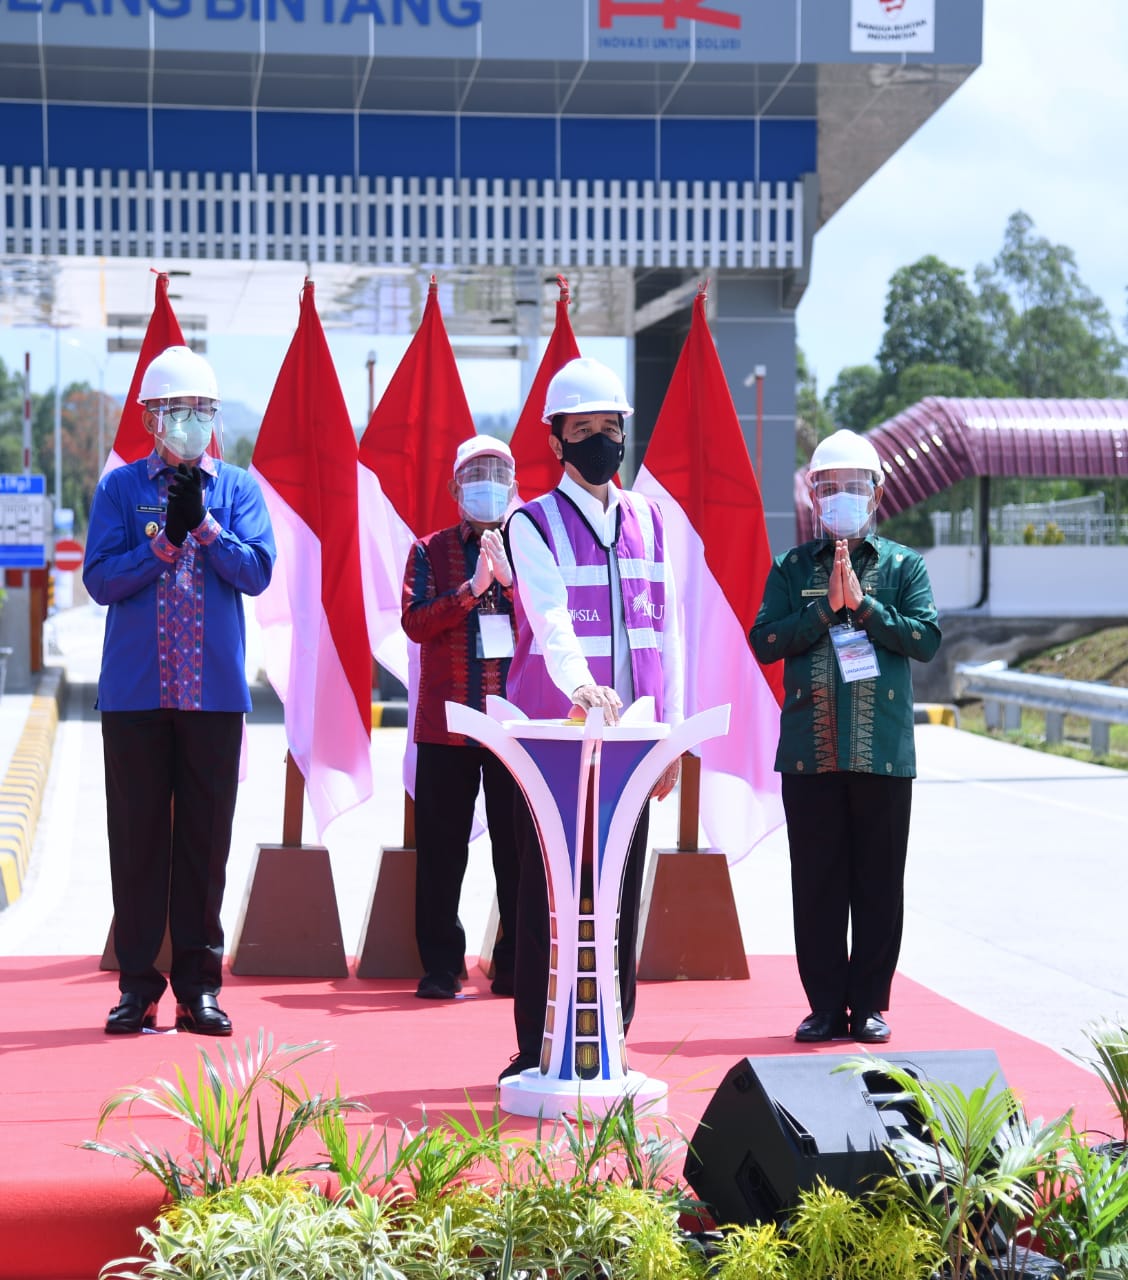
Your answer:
[684,1050,1006,1226]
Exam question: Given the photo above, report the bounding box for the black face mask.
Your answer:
[560,433,625,486]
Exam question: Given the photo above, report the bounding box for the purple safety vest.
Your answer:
[508,488,667,720]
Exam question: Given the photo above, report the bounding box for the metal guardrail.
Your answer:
[953,662,1128,754]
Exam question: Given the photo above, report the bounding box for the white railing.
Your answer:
[930,495,1128,547]
[0,166,804,270]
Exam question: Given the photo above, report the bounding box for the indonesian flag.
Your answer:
[357,276,476,686]
[251,280,373,839]
[103,271,185,473]
[635,287,785,861]
[509,274,580,502]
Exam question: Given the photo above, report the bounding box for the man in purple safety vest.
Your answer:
[499,357,685,1082]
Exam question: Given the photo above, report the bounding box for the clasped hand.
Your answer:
[471,528,512,595]
[827,539,863,612]
[165,465,206,547]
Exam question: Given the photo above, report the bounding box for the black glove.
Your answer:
[164,499,189,547]
[167,464,206,531]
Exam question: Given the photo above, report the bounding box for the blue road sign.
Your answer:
[0,545,48,568]
[0,475,47,496]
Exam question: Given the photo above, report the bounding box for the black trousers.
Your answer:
[414,742,520,983]
[781,771,913,1015]
[512,787,650,1059]
[102,709,242,1005]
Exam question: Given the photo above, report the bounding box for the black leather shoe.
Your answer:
[490,971,514,997]
[175,994,232,1036]
[851,1011,891,1043]
[794,1010,849,1043]
[498,1051,540,1083]
[415,974,462,999]
[105,993,159,1035]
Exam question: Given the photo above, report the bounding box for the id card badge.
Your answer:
[829,623,880,683]
[478,613,515,660]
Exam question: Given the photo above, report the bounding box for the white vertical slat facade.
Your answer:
[0,166,804,271]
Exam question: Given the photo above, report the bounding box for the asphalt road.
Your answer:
[2,604,1126,1064]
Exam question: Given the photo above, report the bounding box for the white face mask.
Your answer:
[160,413,213,463]
[459,480,511,524]
[818,491,873,538]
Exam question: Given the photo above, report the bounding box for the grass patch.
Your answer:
[953,625,1128,769]
[1016,624,1128,688]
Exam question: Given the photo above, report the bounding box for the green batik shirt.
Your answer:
[749,534,941,778]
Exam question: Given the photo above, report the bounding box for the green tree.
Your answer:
[877,254,988,381]
[0,357,28,473]
[975,210,1128,397]
[31,380,120,533]
[874,361,1014,423]
[228,435,254,469]
[825,363,884,432]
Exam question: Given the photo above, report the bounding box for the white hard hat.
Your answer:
[808,429,883,479]
[542,357,634,424]
[452,434,514,476]
[138,345,219,405]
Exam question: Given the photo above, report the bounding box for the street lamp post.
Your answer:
[754,365,766,483]
[366,350,377,421]
[53,327,63,509]
[743,364,767,483]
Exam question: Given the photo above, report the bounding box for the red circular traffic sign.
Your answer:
[54,537,84,573]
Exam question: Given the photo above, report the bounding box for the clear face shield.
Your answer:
[811,469,879,540]
[148,399,222,463]
[455,455,516,525]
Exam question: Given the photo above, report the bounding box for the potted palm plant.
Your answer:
[1070,1017,1128,1160]
[839,1057,1069,1280]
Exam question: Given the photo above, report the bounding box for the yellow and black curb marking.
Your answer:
[914,703,959,727]
[371,701,409,730]
[0,669,65,911]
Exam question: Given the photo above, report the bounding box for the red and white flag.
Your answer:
[103,271,186,474]
[509,274,580,502]
[357,276,476,686]
[251,280,373,839]
[635,287,785,860]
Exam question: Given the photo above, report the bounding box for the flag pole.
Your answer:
[677,754,701,853]
[668,282,714,857]
[283,752,305,846]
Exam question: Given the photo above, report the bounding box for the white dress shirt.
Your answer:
[508,473,684,725]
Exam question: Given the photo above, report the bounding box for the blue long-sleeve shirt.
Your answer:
[83,453,276,712]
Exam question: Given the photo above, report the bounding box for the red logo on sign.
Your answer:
[878,0,906,10]
[599,0,741,30]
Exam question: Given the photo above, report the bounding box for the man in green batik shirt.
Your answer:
[750,428,941,1047]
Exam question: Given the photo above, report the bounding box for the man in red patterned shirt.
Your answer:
[401,436,520,999]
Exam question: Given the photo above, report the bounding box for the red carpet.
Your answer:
[0,955,1113,1280]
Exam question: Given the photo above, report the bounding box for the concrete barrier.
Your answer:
[0,669,64,909]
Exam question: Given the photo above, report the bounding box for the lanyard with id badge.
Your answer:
[475,584,514,660]
[829,621,880,683]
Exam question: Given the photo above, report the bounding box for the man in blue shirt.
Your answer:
[84,345,275,1037]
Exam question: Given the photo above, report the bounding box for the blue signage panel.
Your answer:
[2,0,984,64]
[0,474,46,495]
[0,545,47,569]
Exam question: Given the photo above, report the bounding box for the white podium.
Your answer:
[446,695,729,1119]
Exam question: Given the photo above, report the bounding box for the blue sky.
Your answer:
[3,0,1125,426]
[795,0,1128,394]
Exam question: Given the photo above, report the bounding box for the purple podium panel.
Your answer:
[446,695,729,1119]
